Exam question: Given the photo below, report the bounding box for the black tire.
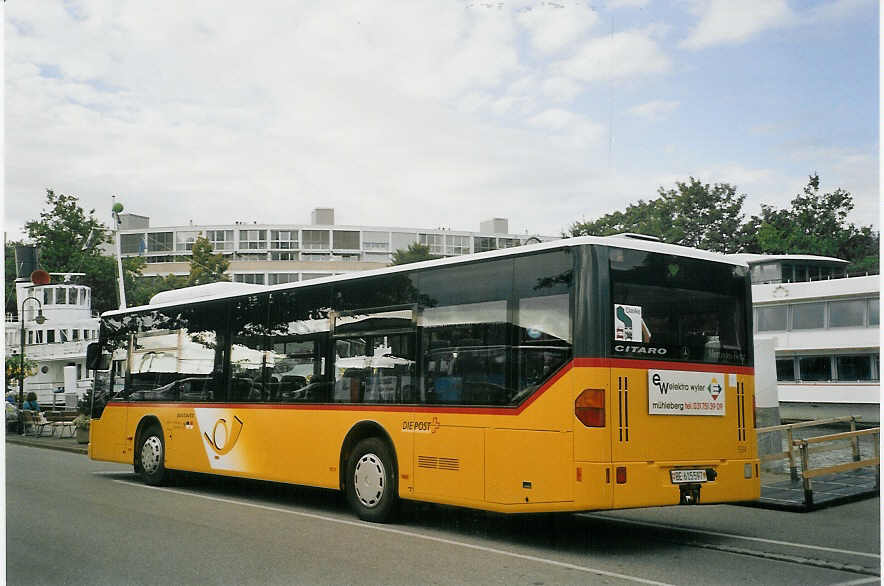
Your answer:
[345,437,398,523]
[137,424,167,486]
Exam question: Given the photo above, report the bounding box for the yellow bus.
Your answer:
[87,236,759,522]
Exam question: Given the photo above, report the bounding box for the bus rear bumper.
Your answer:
[609,459,761,508]
[573,459,761,510]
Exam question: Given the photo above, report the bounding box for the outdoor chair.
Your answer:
[52,418,76,438]
[33,412,54,437]
[19,410,37,435]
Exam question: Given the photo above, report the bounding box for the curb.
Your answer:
[6,436,88,455]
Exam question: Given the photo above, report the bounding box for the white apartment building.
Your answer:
[116,208,551,284]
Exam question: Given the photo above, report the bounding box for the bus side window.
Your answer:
[268,287,333,403]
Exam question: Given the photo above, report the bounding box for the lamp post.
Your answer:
[18,295,46,409]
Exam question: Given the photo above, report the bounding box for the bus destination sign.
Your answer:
[647,369,726,416]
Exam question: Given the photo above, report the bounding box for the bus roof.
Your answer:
[103,235,748,318]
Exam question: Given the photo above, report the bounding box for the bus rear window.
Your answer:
[609,248,750,366]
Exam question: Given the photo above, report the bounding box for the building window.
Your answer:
[418,233,444,255]
[121,233,147,254]
[445,235,470,255]
[145,255,178,263]
[302,230,330,250]
[233,252,267,261]
[269,273,299,285]
[869,299,879,326]
[47,330,55,344]
[333,230,360,250]
[836,355,873,381]
[233,274,265,285]
[302,253,331,262]
[792,302,825,330]
[44,289,52,305]
[175,231,199,252]
[147,232,174,253]
[828,299,866,328]
[776,358,795,381]
[206,230,234,251]
[56,288,67,304]
[35,330,43,344]
[362,231,389,250]
[301,273,332,280]
[72,329,80,341]
[270,230,298,250]
[474,236,497,253]
[756,306,786,331]
[60,329,69,343]
[497,237,520,249]
[239,230,267,250]
[270,251,298,261]
[798,356,831,381]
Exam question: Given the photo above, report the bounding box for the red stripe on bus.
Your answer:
[573,358,754,375]
[103,358,750,414]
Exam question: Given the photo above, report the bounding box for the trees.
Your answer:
[570,178,747,254]
[749,175,879,274]
[187,236,230,286]
[21,189,145,313]
[570,174,878,271]
[391,242,440,265]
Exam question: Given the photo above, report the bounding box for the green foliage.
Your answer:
[187,236,230,286]
[6,355,37,389]
[570,174,879,271]
[750,175,879,274]
[21,189,146,313]
[5,239,23,316]
[391,242,440,265]
[129,273,189,307]
[570,177,746,254]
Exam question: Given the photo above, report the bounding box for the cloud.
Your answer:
[517,2,599,54]
[606,0,650,8]
[680,0,793,50]
[629,99,680,120]
[555,29,671,83]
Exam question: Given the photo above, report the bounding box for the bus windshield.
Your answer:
[609,247,750,366]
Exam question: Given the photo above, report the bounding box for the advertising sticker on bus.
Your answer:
[648,369,726,416]
[614,304,643,342]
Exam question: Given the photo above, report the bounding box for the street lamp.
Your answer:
[18,295,47,410]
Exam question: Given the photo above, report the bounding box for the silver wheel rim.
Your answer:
[141,435,162,475]
[354,453,385,508]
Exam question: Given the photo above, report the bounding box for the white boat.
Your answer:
[734,254,880,423]
[5,273,100,409]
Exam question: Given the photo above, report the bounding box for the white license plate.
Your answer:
[670,469,708,484]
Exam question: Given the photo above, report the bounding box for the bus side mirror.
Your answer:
[86,342,110,370]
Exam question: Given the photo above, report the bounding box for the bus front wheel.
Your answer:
[138,424,168,486]
[346,437,398,523]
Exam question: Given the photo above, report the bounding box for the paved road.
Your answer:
[6,443,880,585]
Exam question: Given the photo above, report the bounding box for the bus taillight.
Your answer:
[575,389,605,427]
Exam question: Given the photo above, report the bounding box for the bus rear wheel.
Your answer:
[138,424,168,486]
[346,437,398,523]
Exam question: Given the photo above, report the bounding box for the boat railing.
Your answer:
[793,427,880,506]
[757,415,863,480]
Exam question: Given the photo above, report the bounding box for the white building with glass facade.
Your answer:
[738,254,880,423]
[116,209,551,284]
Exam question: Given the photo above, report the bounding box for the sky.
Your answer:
[3,0,879,240]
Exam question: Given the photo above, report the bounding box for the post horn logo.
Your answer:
[204,416,244,456]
